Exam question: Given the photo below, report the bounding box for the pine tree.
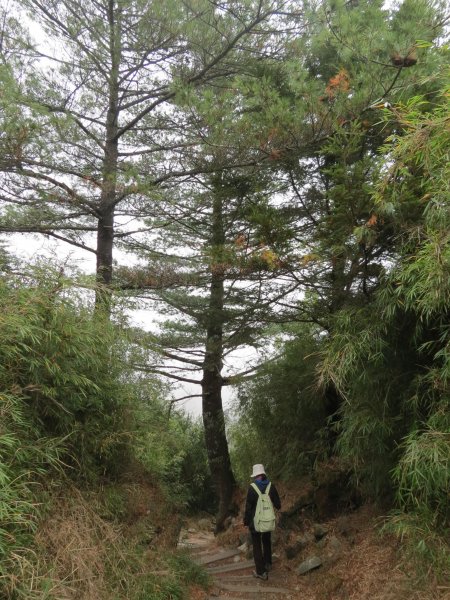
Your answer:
[0,0,292,311]
[119,159,299,527]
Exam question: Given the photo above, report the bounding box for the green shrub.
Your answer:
[0,268,133,478]
[0,267,132,595]
[231,326,333,482]
[0,264,216,597]
[319,77,450,575]
[131,384,215,511]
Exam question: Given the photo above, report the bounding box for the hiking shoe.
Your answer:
[253,571,268,581]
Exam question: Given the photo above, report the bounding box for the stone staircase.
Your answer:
[179,529,297,599]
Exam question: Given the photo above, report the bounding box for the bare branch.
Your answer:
[171,394,203,403]
[132,365,202,385]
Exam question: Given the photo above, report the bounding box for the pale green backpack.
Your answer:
[251,482,276,532]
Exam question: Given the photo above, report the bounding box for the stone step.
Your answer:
[214,574,256,581]
[178,543,209,551]
[191,543,220,553]
[216,582,291,594]
[194,548,241,565]
[206,559,255,574]
[208,597,243,600]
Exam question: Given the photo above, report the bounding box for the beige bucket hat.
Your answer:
[251,464,266,478]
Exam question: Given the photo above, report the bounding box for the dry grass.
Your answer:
[284,504,450,600]
[17,476,446,600]
[122,480,183,548]
[14,479,186,600]
[32,486,124,600]
[325,505,448,600]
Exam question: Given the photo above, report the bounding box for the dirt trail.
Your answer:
[179,506,449,600]
[180,528,304,600]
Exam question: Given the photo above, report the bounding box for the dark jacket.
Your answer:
[243,479,281,530]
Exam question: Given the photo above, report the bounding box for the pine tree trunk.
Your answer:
[95,143,117,312]
[95,0,120,313]
[202,350,237,532]
[202,188,236,532]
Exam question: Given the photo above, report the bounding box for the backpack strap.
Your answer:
[251,482,271,495]
[251,482,261,495]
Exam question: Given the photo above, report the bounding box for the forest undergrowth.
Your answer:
[1,258,449,598]
[0,268,211,599]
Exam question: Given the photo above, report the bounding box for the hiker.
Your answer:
[243,463,281,581]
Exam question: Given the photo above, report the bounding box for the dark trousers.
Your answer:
[251,530,272,575]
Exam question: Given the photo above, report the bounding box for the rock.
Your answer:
[328,535,342,554]
[313,524,329,541]
[297,555,322,575]
[238,532,248,545]
[238,542,248,553]
[197,518,213,531]
[285,534,313,560]
[233,555,241,563]
[322,535,343,566]
[321,575,344,597]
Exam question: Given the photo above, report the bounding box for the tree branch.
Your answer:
[171,394,203,403]
[132,365,202,385]
[161,349,204,367]
[115,6,276,140]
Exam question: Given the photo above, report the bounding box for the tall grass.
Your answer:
[0,267,131,595]
[0,264,213,597]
